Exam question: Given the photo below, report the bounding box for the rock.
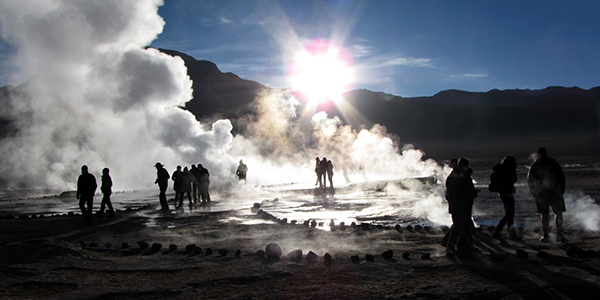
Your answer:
[424,226,432,233]
[351,222,357,228]
[278,218,288,225]
[121,242,130,249]
[104,242,112,249]
[516,249,528,259]
[136,241,149,249]
[533,227,540,233]
[350,255,360,264]
[185,244,196,252]
[487,226,496,233]
[68,212,75,217]
[537,250,549,258]
[406,225,413,231]
[287,249,303,263]
[318,222,324,227]
[79,241,87,247]
[440,225,449,233]
[577,249,590,258]
[414,225,423,232]
[169,244,178,251]
[251,203,261,213]
[234,249,241,257]
[307,251,318,264]
[290,220,297,225]
[256,250,265,258]
[151,243,162,251]
[324,253,332,267]
[265,244,282,258]
[395,225,403,233]
[381,250,393,259]
[192,246,202,254]
[365,254,375,262]
[218,249,229,256]
[205,248,213,255]
[6,214,14,219]
[402,252,410,260]
[587,250,597,258]
[421,253,431,260]
[89,242,98,248]
[31,214,37,218]
[310,220,317,228]
[303,220,310,227]
[18,215,28,219]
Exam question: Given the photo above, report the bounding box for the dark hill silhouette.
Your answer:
[1,48,598,159]
[157,48,269,129]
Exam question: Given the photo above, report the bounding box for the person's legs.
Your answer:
[540,212,550,241]
[159,185,169,210]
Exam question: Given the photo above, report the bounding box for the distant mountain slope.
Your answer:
[157,48,269,128]
[2,48,598,159]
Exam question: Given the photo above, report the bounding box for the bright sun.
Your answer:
[290,40,354,105]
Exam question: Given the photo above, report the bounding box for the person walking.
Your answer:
[527,147,568,242]
[154,162,170,211]
[98,167,115,218]
[236,159,248,182]
[77,165,97,224]
[326,159,334,188]
[171,165,183,204]
[489,156,521,241]
[445,158,478,258]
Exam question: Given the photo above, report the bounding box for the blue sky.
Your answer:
[149,0,600,97]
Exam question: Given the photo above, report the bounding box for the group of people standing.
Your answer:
[76,165,114,224]
[155,162,211,210]
[315,157,334,188]
[443,147,567,258]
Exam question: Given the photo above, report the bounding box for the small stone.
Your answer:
[18,215,28,219]
[287,249,303,263]
[402,252,410,260]
[307,251,318,264]
[303,220,310,227]
[169,244,178,251]
[104,242,112,249]
[533,227,540,233]
[365,254,375,262]
[234,250,241,257]
[395,225,403,233]
[278,218,288,225]
[185,244,196,252]
[414,225,423,232]
[136,241,149,249]
[121,242,130,249]
[350,255,360,264]
[89,242,98,248]
[205,248,213,255]
[351,222,356,227]
[218,249,229,256]
[566,247,579,257]
[324,253,332,267]
[318,222,324,227]
[151,243,162,251]
[406,225,413,231]
[290,220,297,225]
[194,246,202,254]
[421,253,431,260]
[265,244,282,258]
[516,249,528,259]
[382,250,393,259]
[424,226,432,232]
[537,251,549,258]
[256,250,265,258]
[490,252,509,261]
[79,241,87,247]
[310,220,317,228]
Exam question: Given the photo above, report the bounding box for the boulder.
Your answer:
[256,250,265,258]
[194,246,202,254]
[287,249,303,263]
[381,250,393,259]
[234,249,241,257]
[121,242,130,249]
[218,249,229,256]
[265,244,282,258]
[365,254,375,262]
[104,242,112,249]
[136,241,149,249]
[324,253,332,267]
[169,244,178,251]
[205,248,213,255]
[402,252,410,260]
[350,255,360,264]
[151,243,162,251]
[421,253,431,260]
[537,250,549,258]
[185,244,196,252]
[306,251,318,264]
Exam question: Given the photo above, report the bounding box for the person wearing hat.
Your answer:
[154,162,170,211]
[527,147,567,242]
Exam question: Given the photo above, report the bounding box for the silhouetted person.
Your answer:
[445,158,477,258]
[319,157,329,188]
[154,162,170,211]
[172,165,183,204]
[98,167,115,218]
[326,159,334,188]
[77,165,97,224]
[490,156,521,240]
[527,147,567,242]
[315,157,322,187]
[236,159,248,182]
[441,158,458,248]
[177,167,194,208]
[190,164,200,203]
[198,164,211,203]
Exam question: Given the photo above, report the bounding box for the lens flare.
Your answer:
[289,40,354,106]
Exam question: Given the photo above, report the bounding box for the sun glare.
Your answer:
[290,40,354,105]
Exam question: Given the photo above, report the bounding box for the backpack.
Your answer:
[488,171,500,193]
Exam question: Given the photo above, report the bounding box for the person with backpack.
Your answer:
[489,156,521,241]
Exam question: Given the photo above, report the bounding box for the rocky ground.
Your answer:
[1,205,600,300]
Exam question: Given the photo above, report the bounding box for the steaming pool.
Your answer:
[1,159,599,232]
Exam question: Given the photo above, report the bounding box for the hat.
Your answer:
[154,162,163,168]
